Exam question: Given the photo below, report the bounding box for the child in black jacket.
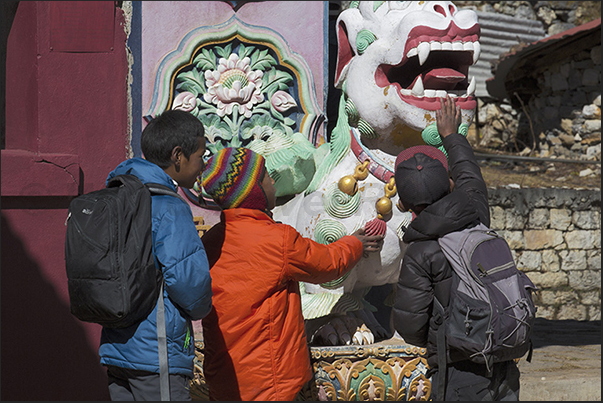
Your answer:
[391,96,520,401]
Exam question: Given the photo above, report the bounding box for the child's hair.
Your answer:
[141,110,205,168]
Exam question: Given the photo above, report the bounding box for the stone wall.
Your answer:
[488,187,601,321]
[529,50,601,160]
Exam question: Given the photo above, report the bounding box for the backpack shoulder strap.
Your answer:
[433,296,448,400]
[106,173,145,188]
[145,182,188,204]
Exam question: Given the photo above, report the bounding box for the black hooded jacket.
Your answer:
[391,133,489,369]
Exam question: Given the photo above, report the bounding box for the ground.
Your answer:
[476,154,601,190]
[517,319,601,401]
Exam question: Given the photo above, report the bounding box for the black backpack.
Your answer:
[433,222,537,395]
[64,174,185,328]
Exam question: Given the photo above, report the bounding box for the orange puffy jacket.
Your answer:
[201,208,363,401]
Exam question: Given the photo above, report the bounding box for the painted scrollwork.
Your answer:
[310,354,431,401]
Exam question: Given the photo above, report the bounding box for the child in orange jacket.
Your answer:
[198,147,383,401]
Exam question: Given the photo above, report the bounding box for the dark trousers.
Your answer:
[106,365,192,401]
[430,360,520,401]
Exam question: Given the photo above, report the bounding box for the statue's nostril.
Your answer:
[434,5,446,17]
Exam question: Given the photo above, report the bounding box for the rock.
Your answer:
[582,104,601,119]
[584,120,602,133]
[581,134,601,146]
[548,22,575,36]
[586,143,601,159]
[582,68,600,87]
[579,168,594,177]
[591,45,601,65]
[560,119,573,134]
[558,133,575,147]
[537,6,556,25]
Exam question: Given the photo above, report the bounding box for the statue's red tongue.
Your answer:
[423,68,465,90]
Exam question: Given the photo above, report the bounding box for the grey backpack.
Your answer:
[434,222,537,388]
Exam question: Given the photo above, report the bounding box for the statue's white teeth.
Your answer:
[441,42,453,51]
[407,40,481,66]
[466,76,476,97]
[411,76,424,96]
[473,42,481,65]
[417,42,430,66]
[452,42,464,51]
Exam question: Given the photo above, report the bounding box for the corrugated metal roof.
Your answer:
[469,11,546,98]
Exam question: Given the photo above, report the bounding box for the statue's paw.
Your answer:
[306,314,368,346]
[351,308,394,342]
[352,323,374,345]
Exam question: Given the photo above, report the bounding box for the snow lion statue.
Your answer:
[273,1,481,346]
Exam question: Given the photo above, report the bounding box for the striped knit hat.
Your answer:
[199,147,267,210]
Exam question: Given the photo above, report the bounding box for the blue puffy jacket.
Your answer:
[99,157,212,377]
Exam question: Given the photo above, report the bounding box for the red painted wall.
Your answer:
[1,2,129,400]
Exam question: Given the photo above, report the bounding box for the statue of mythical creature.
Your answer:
[272,1,481,346]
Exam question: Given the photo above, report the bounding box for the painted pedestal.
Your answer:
[190,335,432,401]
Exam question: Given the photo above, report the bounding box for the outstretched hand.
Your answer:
[352,227,384,257]
[436,95,462,139]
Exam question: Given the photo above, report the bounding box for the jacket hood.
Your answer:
[403,190,479,243]
[106,157,177,190]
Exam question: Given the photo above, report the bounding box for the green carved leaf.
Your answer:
[193,48,217,71]
[176,68,205,94]
[214,43,233,59]
[250,48,276,71]
[229,134,242,148]
[206,141,225,156]
[263,69,293,96]
[283,117,296,127]
[240,114,285,139]
[238,43,253,59]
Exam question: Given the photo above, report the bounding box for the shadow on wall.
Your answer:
[1,214,110,401]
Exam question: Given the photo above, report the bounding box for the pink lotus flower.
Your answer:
[203,54,264,118]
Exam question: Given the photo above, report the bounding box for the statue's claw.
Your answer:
[352,323,374,345]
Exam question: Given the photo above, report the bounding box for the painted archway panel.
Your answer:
[142,3,327,198]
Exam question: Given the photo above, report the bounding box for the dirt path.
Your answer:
[478,159,601,190]
[517,319,601,401]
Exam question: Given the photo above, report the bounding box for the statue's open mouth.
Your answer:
[375,23,480,111]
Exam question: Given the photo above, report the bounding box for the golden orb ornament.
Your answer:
[375,196,393,216]
[338,175,358,196]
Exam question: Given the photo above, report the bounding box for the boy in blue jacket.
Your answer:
[99,110,212,401]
